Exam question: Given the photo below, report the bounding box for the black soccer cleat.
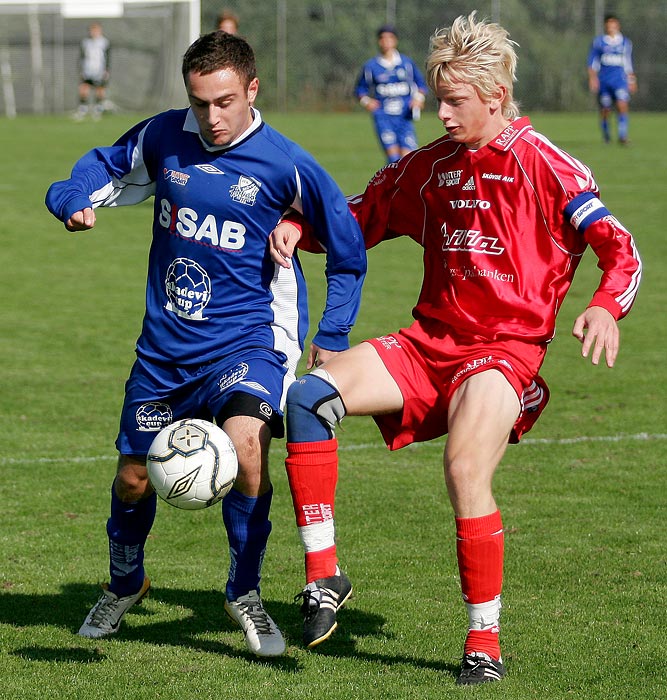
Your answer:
[294,568,353,648]
[456,652,506,685]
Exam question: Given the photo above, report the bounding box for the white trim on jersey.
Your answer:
[91,126,155,208]
[269,262,303,409]
[612,223,642,313]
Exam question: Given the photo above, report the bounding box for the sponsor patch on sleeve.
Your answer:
[564,192,610,232]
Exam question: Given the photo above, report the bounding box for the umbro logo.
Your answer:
[195,164,225,174]
[462,176,476,191]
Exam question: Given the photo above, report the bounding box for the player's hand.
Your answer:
[65,207,96,232]
[306,343,338,370]
[572,305,619,368]
[269,220,301,269]
[409,94,426,110]
[361,98,381,112]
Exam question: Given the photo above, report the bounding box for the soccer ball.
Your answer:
[147,419,237,510]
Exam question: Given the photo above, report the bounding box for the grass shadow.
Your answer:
[0,583,455,675]
[11,645,108,663]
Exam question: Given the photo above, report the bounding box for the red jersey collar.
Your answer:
[486,116,533,152]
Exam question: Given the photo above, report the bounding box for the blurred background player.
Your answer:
[354,25,427,163]
[74,21,111,121]
[272,12,641,685]
[216,8,239,34]
[587,13,636,144]
[46,31,365,658]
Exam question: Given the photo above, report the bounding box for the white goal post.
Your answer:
[0,0,200,117]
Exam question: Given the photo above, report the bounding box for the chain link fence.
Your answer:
[0,1,194,116]
[1,0,665,115]
[203,0,666,113]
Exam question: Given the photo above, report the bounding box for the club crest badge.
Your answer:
[230,175,261,206]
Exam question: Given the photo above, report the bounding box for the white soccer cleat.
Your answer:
[224,590,286,657]
[78,577,151,639]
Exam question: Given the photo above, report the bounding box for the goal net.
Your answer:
[0,0,200,117]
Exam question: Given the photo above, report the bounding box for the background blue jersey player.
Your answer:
[354,25,428,163]
[587,13,636,144]
[45,31,366,657]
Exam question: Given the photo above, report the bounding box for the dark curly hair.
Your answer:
[182,31,256,89]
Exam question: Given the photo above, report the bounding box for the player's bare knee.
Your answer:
[232,449,264,491]
[223,419,269,469]
[115,457,151,501]
[445,453,481,488]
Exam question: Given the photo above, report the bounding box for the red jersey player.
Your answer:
[272,12,641,685]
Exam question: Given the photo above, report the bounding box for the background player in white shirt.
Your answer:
[271,12,641,685]
[46,31,366,657]
[74,22,111,121]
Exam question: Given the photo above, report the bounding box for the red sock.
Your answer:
[456,510,504,660]
[286,439,339,582]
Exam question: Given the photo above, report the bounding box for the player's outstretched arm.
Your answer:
[65,207,96,232]
[572,305,619,368]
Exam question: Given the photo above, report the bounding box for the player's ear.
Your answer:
[247,77,259,106]
[489,84,507,113]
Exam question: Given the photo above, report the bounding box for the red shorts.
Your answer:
[365,318,550,450]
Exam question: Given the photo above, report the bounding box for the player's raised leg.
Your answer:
[444,369,520,685]
[286,343,403,647]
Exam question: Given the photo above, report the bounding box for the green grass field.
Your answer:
[1,109,665,699]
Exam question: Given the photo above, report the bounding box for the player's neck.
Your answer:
[379,48,399,62]
[465,117,512,151]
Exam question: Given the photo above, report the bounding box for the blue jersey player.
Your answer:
[45,31,366,657]
[355,25,427,163]
[587,14,636,144]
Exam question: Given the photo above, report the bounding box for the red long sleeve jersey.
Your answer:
[349,117,641,343]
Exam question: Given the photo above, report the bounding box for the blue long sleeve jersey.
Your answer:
[587,33,634,87]
[46,108,366,372]
[354,52,427,118]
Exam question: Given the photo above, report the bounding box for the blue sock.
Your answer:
[222,487,273,600]
[106,485,156,597]
[618,113,629,141]
[601,118,610,142]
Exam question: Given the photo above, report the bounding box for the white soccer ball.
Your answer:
[147,419,237,510]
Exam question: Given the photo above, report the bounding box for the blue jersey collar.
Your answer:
[183,107,264,152]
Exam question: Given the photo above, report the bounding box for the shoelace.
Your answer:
[238,600,275,635]
[294,585,338,620]
[89,592,119,625]
[294,588,320,620]
[462,654,502,678]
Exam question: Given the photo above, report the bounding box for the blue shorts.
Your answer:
[116,348,292,456]
[373,112,418,152]
[598,78,630,107]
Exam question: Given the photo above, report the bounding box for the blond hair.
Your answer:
[426,12,520,120]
